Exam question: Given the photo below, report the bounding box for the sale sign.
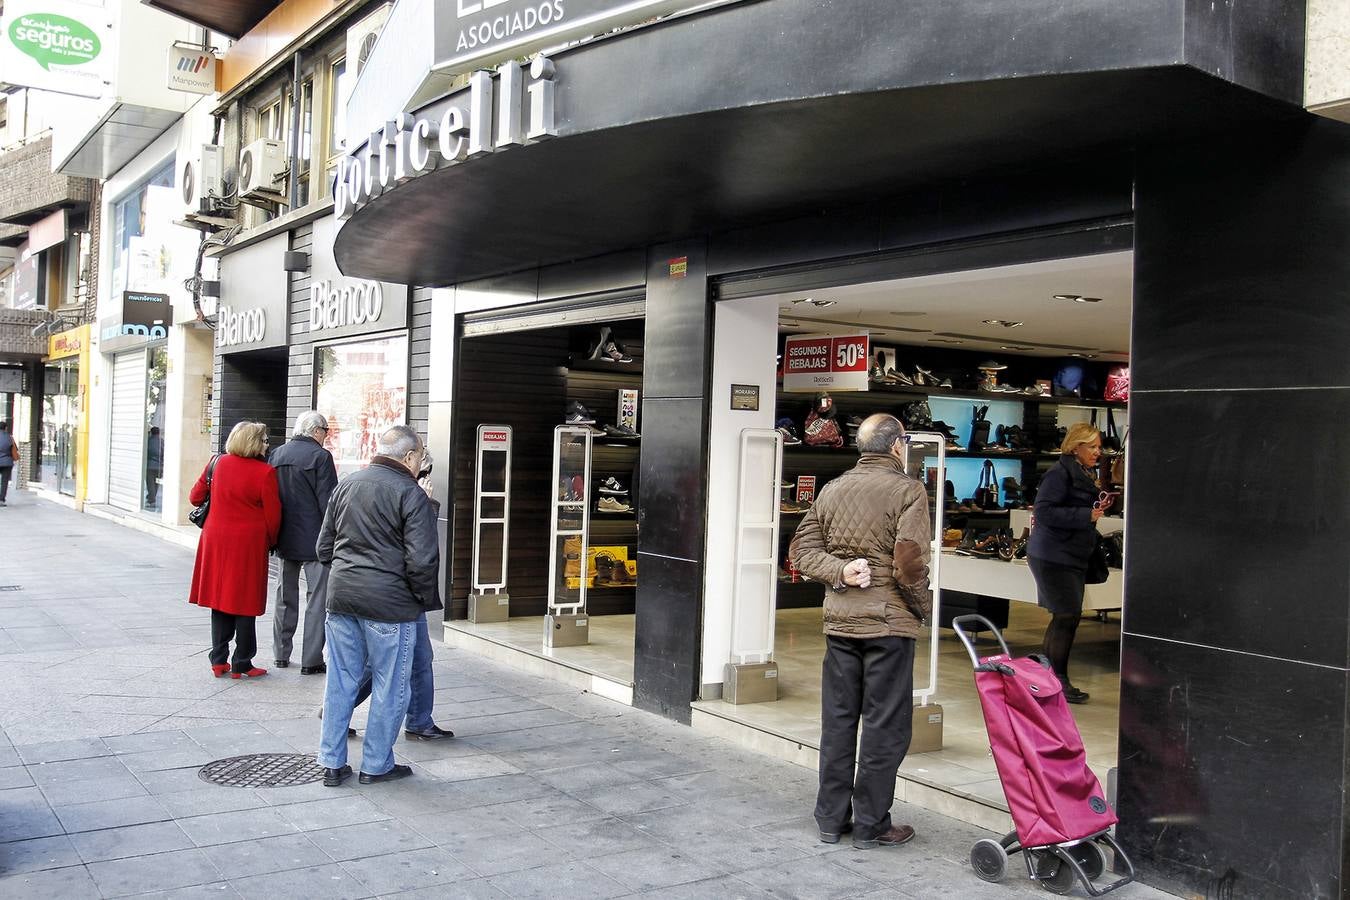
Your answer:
[782,333,870,393]
[796,475,817,505]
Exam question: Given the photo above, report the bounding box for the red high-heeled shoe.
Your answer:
[230,667,268,679]
[211,664,230,678]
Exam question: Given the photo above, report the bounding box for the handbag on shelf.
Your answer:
[1104,365,1130,403]
[968,405,991,451]
[972,459,999,510]
[188,455,219,529]
[1102,409,1123,453]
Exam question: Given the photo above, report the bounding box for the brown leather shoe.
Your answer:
[853,824,915,849]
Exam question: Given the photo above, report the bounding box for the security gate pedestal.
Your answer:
[726,429,784,705]
[469,425,512,623]
[723,661,778,704]
[545,613,589,648]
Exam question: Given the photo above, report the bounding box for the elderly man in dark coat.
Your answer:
[269,410,338,674]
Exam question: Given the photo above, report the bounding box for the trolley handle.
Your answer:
[951,614,1011,669]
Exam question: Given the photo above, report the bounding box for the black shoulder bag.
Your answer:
[188,455,220,529]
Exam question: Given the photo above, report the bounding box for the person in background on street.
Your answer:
[350,448,453,742]
[1026,422,1105,705]
[145,426,163,507]
[269,411,338,675]
[316,425,441,787]
[188,421,282,679]
[790,413,932,850]
[0,421,17,507]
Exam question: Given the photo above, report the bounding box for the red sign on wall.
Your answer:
[796,475,817,505]
[782,333,870,393]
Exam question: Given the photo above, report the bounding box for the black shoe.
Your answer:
[323,765,351,787]
[405,725,455,741]
[819,821,853,844]
[274,659,289,668]
[564,401,596,425]
[1063,685,1090,704]
[301,664,327,675]
[359,764,413,784]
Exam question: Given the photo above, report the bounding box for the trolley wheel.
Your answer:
[1071,841,1108,880]
[970,838,1008,883]
[1037,854,1076,895]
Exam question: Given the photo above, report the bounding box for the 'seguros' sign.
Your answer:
[0,0,108,97]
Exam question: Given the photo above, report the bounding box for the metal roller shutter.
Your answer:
[460,292,645,337]
[108,350,146,511]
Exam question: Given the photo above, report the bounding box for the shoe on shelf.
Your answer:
[273,659,289,668]
[564,401,596,425]
[405,725,455,741]
[775,418,802,446]
[323,765,351,787]
[359,764,413,785]
[598,477,629,495]
[597,496,632,514]
[853,824,916,850]
[779,501,804,514]
[301,664,327,675]
[210,663,230,678]
[230,667,267,679]
[602,424,640,439]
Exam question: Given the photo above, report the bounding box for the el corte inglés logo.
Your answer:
[8,12,100,70]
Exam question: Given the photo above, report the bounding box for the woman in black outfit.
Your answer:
[1026,422,1105,704]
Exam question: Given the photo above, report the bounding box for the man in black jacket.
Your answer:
[316,425,441,786]
[269,411,338,674]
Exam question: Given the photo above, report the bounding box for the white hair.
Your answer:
[294,410,328,437]
[377,424,420,459]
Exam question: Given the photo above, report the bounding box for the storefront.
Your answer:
[331,2,1350,896]
[41,326,92,502]
[212,211,421,477]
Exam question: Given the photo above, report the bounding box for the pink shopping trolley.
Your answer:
[952,615,1135,895]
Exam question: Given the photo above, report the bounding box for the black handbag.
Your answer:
[972,459,999,509]
[1102,409,1122,453]
[1086,532,1110,584]
[188,455,219,529]
[968,405,991,451]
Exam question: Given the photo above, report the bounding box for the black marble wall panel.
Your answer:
[632,553,705,724]
[641,242,710,401]
[1116,636,1345,900]
[1123,388,1350,666]
[1132,120,1350,393]
[1121,116,1350,899]
[633,241,711,720]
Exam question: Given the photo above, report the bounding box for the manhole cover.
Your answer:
[0,585,21,592]
[198,753,325,788]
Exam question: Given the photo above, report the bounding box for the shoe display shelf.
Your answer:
[772,382,1126,612]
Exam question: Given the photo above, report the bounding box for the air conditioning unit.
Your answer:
[347,3,393,77]
[180,144,224,217]
[239,138,286,200]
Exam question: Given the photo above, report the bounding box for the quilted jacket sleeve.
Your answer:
[894,484,934,619]
[789,504,849,588]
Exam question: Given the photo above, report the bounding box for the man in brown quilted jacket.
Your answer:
[790,413,933,850]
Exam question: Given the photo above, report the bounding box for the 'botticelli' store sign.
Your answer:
[336,56,557,221]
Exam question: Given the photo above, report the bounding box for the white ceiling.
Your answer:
[772,251,1133,360]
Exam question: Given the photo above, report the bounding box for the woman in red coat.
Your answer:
[190,421,282,679]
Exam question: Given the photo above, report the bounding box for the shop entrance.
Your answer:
[217,348,289,450]
[697,242,1132,827]
[446,308,645,700]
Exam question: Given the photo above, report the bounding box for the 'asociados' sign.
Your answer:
[434,0,696,75]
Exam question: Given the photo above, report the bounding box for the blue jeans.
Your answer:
[318,613,415,776]
[354,613,435,733]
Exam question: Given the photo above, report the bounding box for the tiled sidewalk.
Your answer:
[0,494,1170,899]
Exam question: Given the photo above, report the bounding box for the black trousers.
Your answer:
[0,466,10,502]
[210,610,258,672]
[816,634,916,840]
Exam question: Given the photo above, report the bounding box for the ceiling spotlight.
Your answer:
[1000,345,1035,351]
[1053,294,1104,304]
[981,319,1023,328]
[791,297,836,308]
[1068,352,1098,359]
[929,338,965,345]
